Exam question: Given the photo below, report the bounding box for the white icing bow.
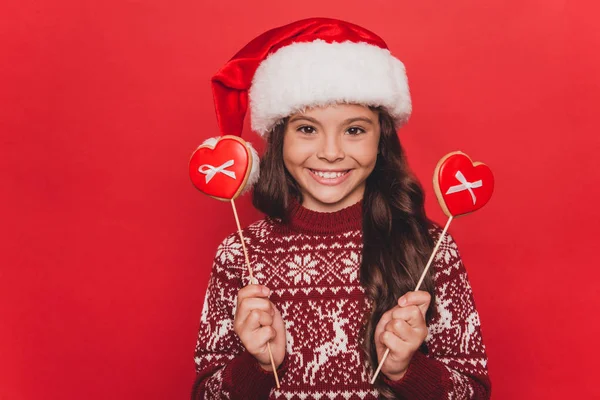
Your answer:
[445,171,483,204]
[198,160,236,184]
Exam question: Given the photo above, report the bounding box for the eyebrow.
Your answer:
[288,115,374,126]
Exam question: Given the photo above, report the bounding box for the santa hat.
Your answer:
[211,17,412,138]
[199,17,412,189]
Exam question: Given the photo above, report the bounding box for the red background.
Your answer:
[1,0,599,398]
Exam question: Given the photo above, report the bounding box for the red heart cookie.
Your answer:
[189,135,252,201]
[433,151,494,217]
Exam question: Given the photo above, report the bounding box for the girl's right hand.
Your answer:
[233,284,287,371]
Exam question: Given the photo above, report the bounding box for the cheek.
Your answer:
[353,136,380,167]
[282,132,296,169]
[283,134,314,168]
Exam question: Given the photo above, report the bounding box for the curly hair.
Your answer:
[252,106,436,398]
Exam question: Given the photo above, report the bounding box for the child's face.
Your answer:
[283,103,380,212]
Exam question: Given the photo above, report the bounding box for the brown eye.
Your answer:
[346,127,366,135]
[298,126,316,134]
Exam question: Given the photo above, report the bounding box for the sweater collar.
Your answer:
[285,196,363,235]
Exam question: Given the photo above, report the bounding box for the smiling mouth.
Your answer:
[309,169,350,179]
[307,168,352,186]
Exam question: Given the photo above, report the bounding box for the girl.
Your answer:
[192,18,491,399]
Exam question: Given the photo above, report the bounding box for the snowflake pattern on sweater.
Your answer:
[192,202,491,400]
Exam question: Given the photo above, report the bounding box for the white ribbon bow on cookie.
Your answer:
[198,160,236,184]
[445,170,483,204]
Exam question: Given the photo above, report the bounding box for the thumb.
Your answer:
[272,306,286,339]
[398,291,430,319]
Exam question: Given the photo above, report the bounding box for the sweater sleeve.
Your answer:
[191,233,290,400]
[383,230,492,399]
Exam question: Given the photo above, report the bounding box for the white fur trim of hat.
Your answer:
[248,39,412,137]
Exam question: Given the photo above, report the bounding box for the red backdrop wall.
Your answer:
[1,0,598,398]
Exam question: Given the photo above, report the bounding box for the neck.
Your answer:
[284,196,363,235]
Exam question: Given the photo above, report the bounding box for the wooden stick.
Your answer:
[230,199,280,389]
[370,216,454,384]
[415,216,453,292]
[231,199,254,281]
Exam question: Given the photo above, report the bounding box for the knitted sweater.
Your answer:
[192,199,491,399]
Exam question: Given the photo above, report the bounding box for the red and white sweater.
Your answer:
[192,199,491,399]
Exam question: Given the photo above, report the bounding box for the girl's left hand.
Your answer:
[374,290,431,381]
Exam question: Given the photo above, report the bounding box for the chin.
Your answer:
[296,173,366,211]
[312,195,346,206]
[306,189,356,208]
[303,184,345,201]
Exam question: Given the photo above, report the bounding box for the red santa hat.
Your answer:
[196,17,412,190]
[211,17,412,138]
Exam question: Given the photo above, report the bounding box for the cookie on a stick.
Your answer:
[371,151,494,383]
[189,135,281,388]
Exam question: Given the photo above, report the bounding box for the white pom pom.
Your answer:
[241,141,260,194]
[201,137,219,147]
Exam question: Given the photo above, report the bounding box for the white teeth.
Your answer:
[312,170,346,179]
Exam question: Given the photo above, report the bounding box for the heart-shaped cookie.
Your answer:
[189,135,253,201]
[433,151,494,217]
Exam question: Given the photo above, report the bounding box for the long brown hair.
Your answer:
[252,107,436,398]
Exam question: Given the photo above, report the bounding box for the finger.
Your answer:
[379,330,407,359]
[392,305,425,328]
[270,306,287,347]
[255,325,277,347]
[244,310,274,331]
[237,284,271,306]
[398,290,431,318]
[374,306,400,338]
[238,298,274,324]
[271,305,284,329]
[239,297,273,313]
[385,318,414,342]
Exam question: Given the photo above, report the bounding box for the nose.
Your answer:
[317,134,345,162]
